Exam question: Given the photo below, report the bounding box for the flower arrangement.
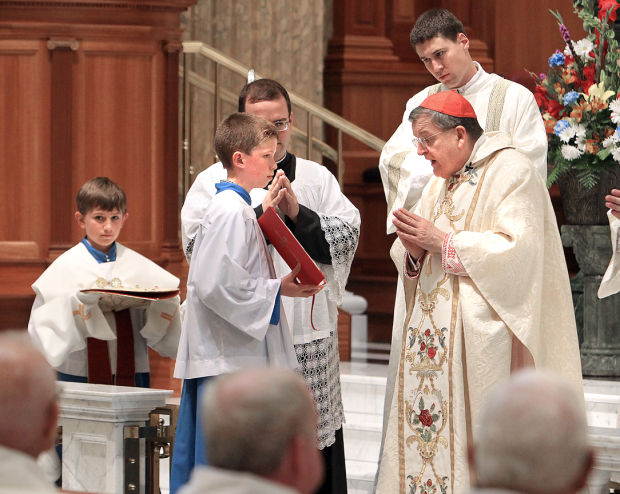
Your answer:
[530,0,620,189]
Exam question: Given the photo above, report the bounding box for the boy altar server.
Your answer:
[28,176,181,387]
[171,113,322,493]
[182,79,360,494]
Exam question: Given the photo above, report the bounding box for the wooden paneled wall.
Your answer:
[325,0,585,342]
[0,1,195,392]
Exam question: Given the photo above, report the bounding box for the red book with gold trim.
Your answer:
[258,207,326,286]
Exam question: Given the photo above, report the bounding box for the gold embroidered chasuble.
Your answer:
[377,133,583,494]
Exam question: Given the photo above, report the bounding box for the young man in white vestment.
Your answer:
[28,176,182,387]
[171,113,323,493]
[466,370,593,494]
[181,79,360,494]
[379,7,549,444]
[0,331,60,493]
[375,90,583,494]
[178,368,324,494]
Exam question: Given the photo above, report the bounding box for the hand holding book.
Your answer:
[258,206,326,289]
[281,263,323,298]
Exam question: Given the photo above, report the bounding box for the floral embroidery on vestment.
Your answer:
[441,232,466,275]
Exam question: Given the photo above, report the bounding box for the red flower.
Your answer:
[424,329,431,337]
[420,341,426,351]
[581,65,596,93]
[547,99,563,119]
[534,86,549,110]
[599,0,618,22]
[428,347,437,359]
[419,409,433,427]
[427,479,433,487]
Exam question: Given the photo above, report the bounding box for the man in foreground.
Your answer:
[0,330,59,493]
[178,368,324,494]
[467,370,593,494]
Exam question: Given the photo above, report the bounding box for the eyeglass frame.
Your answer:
[412,128,453,149]
[273,119,290,132]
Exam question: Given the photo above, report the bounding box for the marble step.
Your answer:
[340,362,387,493]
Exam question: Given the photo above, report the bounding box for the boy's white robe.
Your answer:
[377,133,582,494]
[174,189,298,379]
[181,156,360,344]
[28,242,181,377]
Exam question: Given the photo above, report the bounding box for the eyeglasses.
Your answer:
[273,120,289,132]
[412,128,452,149]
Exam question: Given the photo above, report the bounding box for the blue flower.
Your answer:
[562,91,580,105]
[616,127,620,138]
[548,50,566,67]
[554,120,571,136]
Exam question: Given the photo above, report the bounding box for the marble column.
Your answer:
[562,225,620,376]
[58,382,172,494]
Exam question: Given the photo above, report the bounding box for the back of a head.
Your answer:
[214,112,278,169]
[0,330,58,457]
[76,176,127,215]
[410,8,466,47]
[201,368,313,476]
[474,370,590,494]
[238,78,291,115]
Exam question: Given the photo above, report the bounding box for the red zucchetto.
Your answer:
[418,90,477,119]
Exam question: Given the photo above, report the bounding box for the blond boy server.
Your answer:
[171,113,322,492]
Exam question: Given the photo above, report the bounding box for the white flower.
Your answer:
[561,144,583,160]
[603,134,619,148]
[573,38,594,60]
[574,123,586,140]
[610,98,620,125]
[559,122,586,144]
[612,146,620,163]
[558,127,573,143]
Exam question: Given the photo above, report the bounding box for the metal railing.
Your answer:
[179,41,385,194]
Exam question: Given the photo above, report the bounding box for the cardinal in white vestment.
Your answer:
[377,10,548,434]
[376,91,582,494]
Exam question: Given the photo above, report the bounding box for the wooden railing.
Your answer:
[179,41,385,195]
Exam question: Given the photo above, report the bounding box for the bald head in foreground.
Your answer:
[468,370,593,494]
[0,330,59,492]
[178,368,324,494]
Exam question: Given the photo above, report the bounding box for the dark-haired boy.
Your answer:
[28,176,182,387]
[171,113,323,493]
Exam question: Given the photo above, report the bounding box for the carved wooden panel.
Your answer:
[483,0,583,86]
[0,39,51,261]
[72,40,166,260]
